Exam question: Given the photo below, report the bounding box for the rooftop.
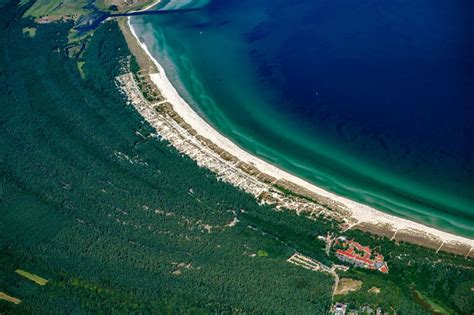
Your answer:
[335,240,389,273]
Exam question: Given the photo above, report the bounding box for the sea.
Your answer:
[130,0,474,238]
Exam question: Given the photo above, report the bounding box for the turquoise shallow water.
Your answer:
[131,0,474,238]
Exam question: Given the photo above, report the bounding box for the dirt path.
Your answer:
[330,267,339,299]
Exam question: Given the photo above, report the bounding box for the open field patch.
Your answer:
[0,292,21,305]
[412,290,452,315]
[77,61,86,79]
[22,26,36,37]
[23,0,89,18]
[15,269,48,286]
[334,278,362,296]
[368,287,381,294]
[96,0,159,12]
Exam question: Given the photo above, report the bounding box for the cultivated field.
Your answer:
[15,269,48,286]
[0,292,21,305]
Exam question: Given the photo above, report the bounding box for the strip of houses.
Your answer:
[287,253,332,273]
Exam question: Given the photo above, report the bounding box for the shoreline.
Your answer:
[129,0,162,13]
[123,17,474,257]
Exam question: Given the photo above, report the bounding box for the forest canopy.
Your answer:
[0,1,473,314]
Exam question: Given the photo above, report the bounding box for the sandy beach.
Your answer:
[124,17,474,256]
[130,0,162,12]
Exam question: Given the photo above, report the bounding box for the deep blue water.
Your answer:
[132,0,474,236]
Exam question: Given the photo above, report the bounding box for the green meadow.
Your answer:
[14,270,48,286]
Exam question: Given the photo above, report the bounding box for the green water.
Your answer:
[130,1,474,238]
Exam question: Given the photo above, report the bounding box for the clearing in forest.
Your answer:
[0,292,22,304]
[334,278,362,295]
[15,269,48,286]
[22,27,37,37]
[412,290,451,315]
[368,286,381,294]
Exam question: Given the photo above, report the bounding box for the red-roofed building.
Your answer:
[352,241,364,252]
[378,264,389,273]
[334,239,388,274]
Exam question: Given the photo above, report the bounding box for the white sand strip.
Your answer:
[130,0,162,13]
[127,18,473,248]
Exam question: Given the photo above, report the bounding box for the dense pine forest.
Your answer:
[0,1,473,313]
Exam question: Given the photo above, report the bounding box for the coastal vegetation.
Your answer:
[0,1,473,314]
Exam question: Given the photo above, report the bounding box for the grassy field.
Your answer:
[335,278,363,296]
[0,292,21,305]
[77,61,86,79]
[24,0,158,17]
[96,0,159,12]
[22,26,36,37]
[23,0,90,18]
[15,270,48,286]
[412,290,453,315]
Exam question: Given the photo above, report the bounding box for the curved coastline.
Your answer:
[125,17,474,253]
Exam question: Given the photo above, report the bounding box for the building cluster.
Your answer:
[116,73,268,197]
[287,253,332,273]
[318,235,389,274]
[116,72,345,224]
[335,240,389,274]
[330,303,391,315]
[330,302,346,315]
